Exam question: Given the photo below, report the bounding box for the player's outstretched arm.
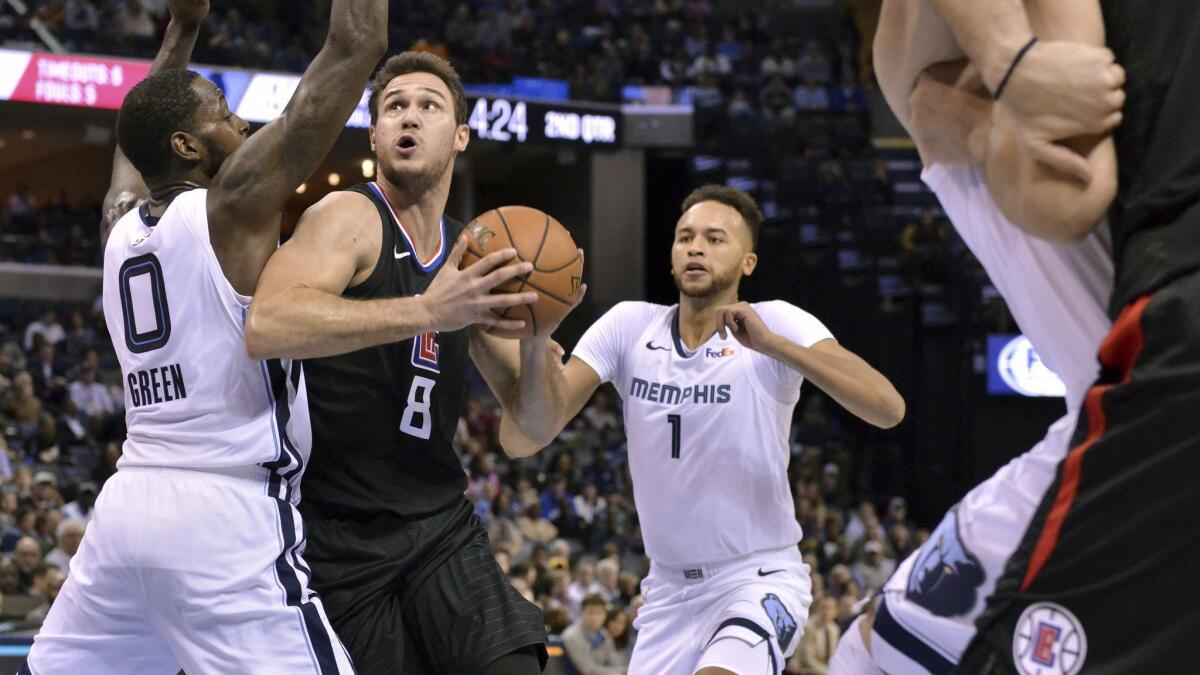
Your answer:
[205,0,387,296]
[928,0,1123,182]
[873,0,964,137]
[715,303,905,429]
[245,194,538,360]
[100,0,209,247]
[487,354,603,459]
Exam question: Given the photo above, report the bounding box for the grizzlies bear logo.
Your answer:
[761,593,797,650]
[905,506,985,617]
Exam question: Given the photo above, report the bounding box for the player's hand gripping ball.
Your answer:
[460,206,585,339]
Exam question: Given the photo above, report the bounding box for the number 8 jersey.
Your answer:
[287,183,471,521]
[103,189,297,481]
[572,300,833,567]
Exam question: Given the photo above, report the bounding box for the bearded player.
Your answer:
[500,185,904,675]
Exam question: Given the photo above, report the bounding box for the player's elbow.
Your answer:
[875,390,907,429]
[243,302,280,361]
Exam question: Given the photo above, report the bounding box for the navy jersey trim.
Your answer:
[269,498,342,674]
[670,307,696,359]
[367,181,446,273]
[874,596,955,674]
[705,617,777,672]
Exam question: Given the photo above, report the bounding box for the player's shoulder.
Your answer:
[751,299,809,320]
[602,300,672,323]
[296,189,380,237]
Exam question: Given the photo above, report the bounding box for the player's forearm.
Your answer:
[245,287,434,360]
[765,338,906,429]
[507,338,571,447]
[150,16,204,74]
[928,0,1034,93]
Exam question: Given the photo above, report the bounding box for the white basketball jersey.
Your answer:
[573,300,833,566]
[922,164,1113,409]
[102,189,302,480]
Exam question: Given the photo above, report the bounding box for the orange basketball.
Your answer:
[460,205,584,339]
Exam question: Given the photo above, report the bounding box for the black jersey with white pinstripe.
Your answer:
[1099,2,1200,313]
[293,182,469,520]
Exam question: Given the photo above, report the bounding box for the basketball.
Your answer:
[460,205,585,339]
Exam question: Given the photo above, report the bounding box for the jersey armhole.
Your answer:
[182,191,253,322]
[343,187,391,298]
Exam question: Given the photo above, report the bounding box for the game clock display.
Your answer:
[467,96,621,147]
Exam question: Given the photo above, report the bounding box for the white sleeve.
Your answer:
[571,301,647,385]
[755,300,835,394]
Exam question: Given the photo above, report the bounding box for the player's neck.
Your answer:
[677,290,738,350]
[374,173,450,255]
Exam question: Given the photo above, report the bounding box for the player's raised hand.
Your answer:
[166,0,210,24]
[715,302,776,352]
[998,41,1124,182]
[422,233,539,333]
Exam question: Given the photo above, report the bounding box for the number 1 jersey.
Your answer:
[289,183,470,521]
[573,301,833,567]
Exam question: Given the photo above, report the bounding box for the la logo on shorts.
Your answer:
[1012,602,1087,675]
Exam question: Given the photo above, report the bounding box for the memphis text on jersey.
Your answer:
[126,363,188,408]
[629,377,732,405]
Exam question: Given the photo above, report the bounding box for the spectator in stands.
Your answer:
[63,0,100,41]
[119,0,157,43]
[852,539,895,595]
[7,185,36,231]
[794,75,830,112]
[60,310,98,365]
[0,488,17,531]
[567,558,595,616]
[792,595,840,674]
[728,89,756,123]
[44,519,84,571]
[13,536,43,592]
[60,481,97,524]
[888,521,914,560]
[0,558,18,594]
[617,571,640,605]
[829,70,869,115]
[819,462,848,510]
[760,43,797,80]
[4,372,42,441]
[759,74,795,122]
[593,558,620,604]
[659,49,689,86]
[689,43,731,80]
[844,500,883,544]
[797,38,833,84]
[27,342,66,402]
[866,159,895,205]
[545,603,572,635]
[606,606,633,667]
[24,566,65,626]
[0,438,12,483]
[518,502,558,545]
[901,208,949,280]
[23,309,64,352]
[31,471,63,512]
[69,363,114,423]
[562,593,626,675]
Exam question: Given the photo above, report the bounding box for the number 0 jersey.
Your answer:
[102,189,291,476]
[288,183,470,521]
[572,300,833,566]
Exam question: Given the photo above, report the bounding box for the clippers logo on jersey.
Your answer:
[761,593,797,650]
[411,331,440,373]
[905,507,985,617]
[705,347,736,359]
[629,378,731,405]
[1013,602,1087,675]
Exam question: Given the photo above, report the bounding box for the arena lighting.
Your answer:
[20,130,34,139]
[327,173,341,187]
[295,183,306,195]
[361,158,375,178]
[0,138,6,149]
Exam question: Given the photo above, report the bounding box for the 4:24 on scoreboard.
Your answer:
[468,96,620,147]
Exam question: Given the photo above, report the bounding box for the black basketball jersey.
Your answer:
[1099,2,1200,313]
[294,182,469,520]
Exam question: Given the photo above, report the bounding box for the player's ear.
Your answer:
[455,122,470,152]
[742,251,758,276]
[169,131,202,164]
[368,125,377,153]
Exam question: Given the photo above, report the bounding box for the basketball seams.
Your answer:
[535,251,581,274]
[530,212,551,269]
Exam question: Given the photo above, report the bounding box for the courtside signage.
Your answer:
[986,334,1066,397]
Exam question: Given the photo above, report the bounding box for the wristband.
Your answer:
[993,36,1038,101]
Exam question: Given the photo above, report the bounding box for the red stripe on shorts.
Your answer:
[1020,294,1152,591]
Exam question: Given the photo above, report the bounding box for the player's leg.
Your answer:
[138,469,354,674]
[693,548,812,675]
[25,471,179,674]
[626,574,703,675]
[400,500,548,674]
[828,614,883,675]
[961,282,1200,673]
[301,513,411,672]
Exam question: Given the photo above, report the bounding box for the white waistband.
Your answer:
[651,545,799,584]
